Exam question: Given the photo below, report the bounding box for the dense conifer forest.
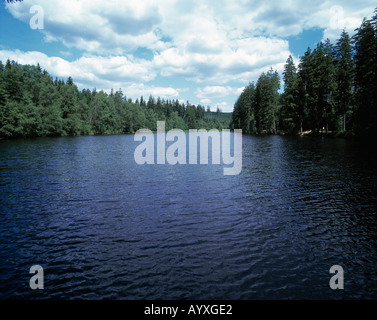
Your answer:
[0,59,230,138]
[232,8,377,138]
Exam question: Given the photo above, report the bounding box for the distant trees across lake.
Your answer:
[2,7,376,139]
[0,61,230,139]
[232,8,377,138]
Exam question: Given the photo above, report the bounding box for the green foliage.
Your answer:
[334,30,353,132]
[255,69,280,133]
[0,101,25,137]
[280,55,299,134]
[233,7,377,137]
[233,69,280,134]
[232,82,255,134]
[0,60,230,138]
[353,17,377,137]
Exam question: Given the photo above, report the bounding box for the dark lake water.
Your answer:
[1,133,377,300]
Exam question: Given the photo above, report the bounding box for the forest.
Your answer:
[0,60,230,138]
[1,6,376,139]
[232,8,377,138]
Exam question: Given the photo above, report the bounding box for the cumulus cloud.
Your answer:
[3,0,376,107]
[126,83,180,99]
[236,87,246,95]
[0,49,170,97]
[200,98,212,105]
[6,0,376,55]
[5,0,168,54]
[0,49,182,100]
[0,49,153,82]
[153,37,290,84]
[212,0,376,39]
[196,86,235,99]
[6,0,292,85]
[320,4,374,41]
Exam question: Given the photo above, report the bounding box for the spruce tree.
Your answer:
[297,48,315,133]
[281,55,298,134]
[255,69,280,133]
[353,18,377,137]
[334,30,353,132]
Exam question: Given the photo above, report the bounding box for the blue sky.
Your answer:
[0,0,376,112]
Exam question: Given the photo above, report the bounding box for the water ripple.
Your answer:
[1,135,377,299]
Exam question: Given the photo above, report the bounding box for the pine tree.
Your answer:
[38,72,62,136]
[59,81,80,135]
[0,101,25,137]
[89,91,106,135]
[0,61,8,106]
[334,30,354,132]
[300,41,335,133]
[353,18,377,137]
[281,55,298,134]
[140,96,145,107]
[147,95,155,110]
[297,48,314,133]
[3,60,24,103]
[232,82,255,133]
[322,39,336,133]
[186,105,197,128]
[255,69,280,133]
[0,59,230,138]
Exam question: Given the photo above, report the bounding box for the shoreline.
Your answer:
[2,127,376,141]
[0,130,359,141]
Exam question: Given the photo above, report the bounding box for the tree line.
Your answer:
[0,60,230,138]
[232,8,377,138]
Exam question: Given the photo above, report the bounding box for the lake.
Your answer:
[1,133,377,299]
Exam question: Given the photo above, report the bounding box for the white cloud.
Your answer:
[0,48,183,101]
[153,37,290,84]
[236,87,246,95]
[200,98,212,105]
[126,83,180,99]
[214,101,232,113]
[213,1,376,39]
[5,0,169,54]
[196,86,235,99]
[6,0,376,57]
[204,101,232,113]
[320,4,373,42]
[3,0,376,108]
[10,0,292,85]
[0,49,154,84]
[0,49,181,100]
